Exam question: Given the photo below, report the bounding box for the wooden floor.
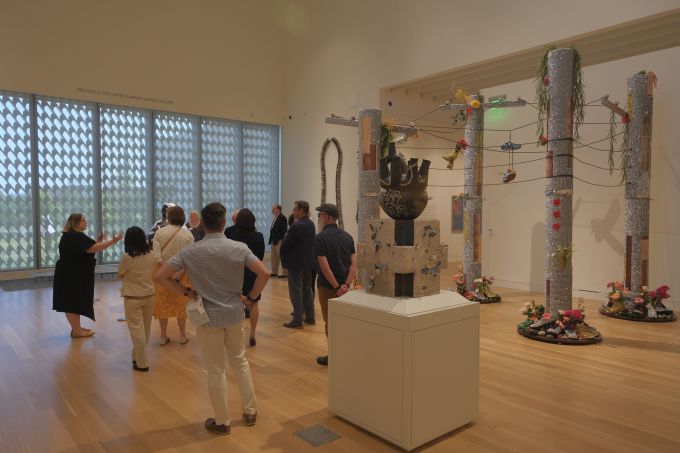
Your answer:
[1,273,679,453]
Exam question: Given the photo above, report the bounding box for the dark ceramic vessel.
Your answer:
[378,143,431,220]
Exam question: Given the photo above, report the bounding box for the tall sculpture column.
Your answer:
[545,48,575,315]
[357,109,382,243]
[624,72,654,293]
[463,95,484,289]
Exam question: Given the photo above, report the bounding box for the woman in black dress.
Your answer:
[230,209,265,346]
[52,213,122,338]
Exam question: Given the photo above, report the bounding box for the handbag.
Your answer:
[186,295,210,327]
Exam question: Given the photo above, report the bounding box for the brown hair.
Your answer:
[166,206,185,226]
[201,202,226,229]
[63,213,85,233]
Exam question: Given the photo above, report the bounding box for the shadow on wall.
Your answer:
[590,198,624,255]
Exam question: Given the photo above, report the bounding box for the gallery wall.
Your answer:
[281,0,680,298]
[0,0,286,125]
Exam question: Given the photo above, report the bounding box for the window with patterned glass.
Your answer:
[153,113,198,222]
[201,118,241,214]
[243,123,279,246]
[100,106,150,263]
[0,92,34,270]
[36,97,95,268]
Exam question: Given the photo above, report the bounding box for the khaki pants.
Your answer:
[196,323,257,425]
[124,295,154,368]
[317,285,336,337]
[271,242,286,276]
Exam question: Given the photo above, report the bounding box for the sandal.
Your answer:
[70,329,95,338]
[160,337,170,346]
[179,337,189,345]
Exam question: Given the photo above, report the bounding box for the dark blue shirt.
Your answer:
[315,224,355,289]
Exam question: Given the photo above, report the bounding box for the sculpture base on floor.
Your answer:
[517,326,602,345]
[599,307,676,323]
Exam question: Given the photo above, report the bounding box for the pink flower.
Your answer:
[610,292,621,300]
[542,313,551,320]
[634,297,644,305]
[623,289,630,296]
[539,135,548,145]
[648,290,657,299]
[606,282,613,288]
[615,282,624,291]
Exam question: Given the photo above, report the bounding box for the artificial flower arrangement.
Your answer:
[602,280,631,313]
[471,275,501,303]
[518,299,600,342]
[601,282,675,321]
[452,265,475,300]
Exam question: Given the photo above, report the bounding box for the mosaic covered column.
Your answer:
[463,95,484,289]
[624,73,654,293]
[357,108,382,243]
[545,48,575,315]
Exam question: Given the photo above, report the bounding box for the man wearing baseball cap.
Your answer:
[313,203,357,366]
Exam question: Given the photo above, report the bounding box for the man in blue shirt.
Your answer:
[313,203,357,366]
[280,200,317,328]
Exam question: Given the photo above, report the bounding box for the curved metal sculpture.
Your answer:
[320,137,344,229]
[378,142,431,220]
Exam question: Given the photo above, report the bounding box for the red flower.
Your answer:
[656,285,670,299]
[552,199,560,206]
[539,135,548,145]
[457,139,469,150]
[552,223,560,230]
[648,290,657,298]
[553,211,561,218]
[466,107,472,116]
[543,76,550,86]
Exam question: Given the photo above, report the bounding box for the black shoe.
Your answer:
[304,318,316,325]
[316,356,328,366]
[279,274,287,279]
[204,418,230,435]
[271,273,278,277]
[132,361,149,372]
[283,321,303,329]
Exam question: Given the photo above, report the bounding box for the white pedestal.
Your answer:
[328,290,479,451]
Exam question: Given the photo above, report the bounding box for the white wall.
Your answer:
[0,0,286,124]
[475,47,680,297]
[281,0,680,297]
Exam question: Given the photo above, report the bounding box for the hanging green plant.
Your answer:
[535,45,555,141]
[535,45,585,144]
[619,94,632,184]
[380,122,393,158]
[607,109,617,174]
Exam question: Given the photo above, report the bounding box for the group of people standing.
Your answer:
[50,198,356,436]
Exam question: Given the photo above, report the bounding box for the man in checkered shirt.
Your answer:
[155,202,270,436]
